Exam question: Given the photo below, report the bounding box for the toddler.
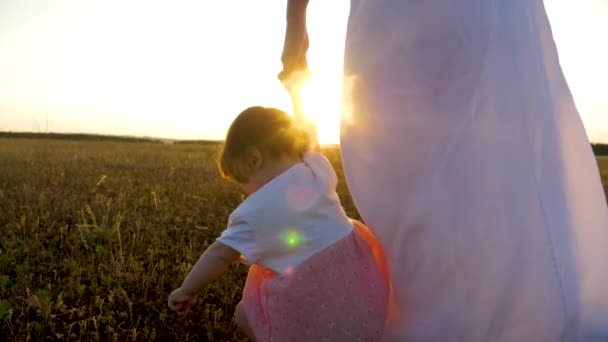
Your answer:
[168,106,390,341]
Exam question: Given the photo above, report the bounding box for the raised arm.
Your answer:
[279,0,319,148]
[279,0,310,80]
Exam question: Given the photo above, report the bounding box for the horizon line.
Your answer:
[0,131,346,146]
[0,130,606,145]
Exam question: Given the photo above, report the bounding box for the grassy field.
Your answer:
[0,138,359,341]
[0,138,606,341]
[599,156,608,200]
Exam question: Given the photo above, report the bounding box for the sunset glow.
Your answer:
[0,1,606,143]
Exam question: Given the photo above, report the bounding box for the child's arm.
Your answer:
[181,241,240,295]
[168,241,240,316]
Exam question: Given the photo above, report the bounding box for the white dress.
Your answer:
[339,0,608,340]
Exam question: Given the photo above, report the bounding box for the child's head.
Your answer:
[218,106,312,186]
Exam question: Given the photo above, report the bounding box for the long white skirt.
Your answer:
[340,0,608,340]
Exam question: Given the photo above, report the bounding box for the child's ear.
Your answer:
[246,147,263,170]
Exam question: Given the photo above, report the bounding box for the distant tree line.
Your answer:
[592,143,608,156]
[0,132,218,145]
[0,132,154,143]
[1,132,607,155]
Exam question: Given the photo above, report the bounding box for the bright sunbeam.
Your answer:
[2,0,604,143]
[297,73,343,145]
[290,0,349,145]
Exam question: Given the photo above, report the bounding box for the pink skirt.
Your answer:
[240,220,391,342]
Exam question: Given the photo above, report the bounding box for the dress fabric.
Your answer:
[340,0,608,340]
[240,220,390,342]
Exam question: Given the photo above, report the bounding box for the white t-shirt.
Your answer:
[217,152,353,275]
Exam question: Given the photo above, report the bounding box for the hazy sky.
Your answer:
[0,0,606,143]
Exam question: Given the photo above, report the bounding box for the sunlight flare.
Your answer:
[283,70,344,145]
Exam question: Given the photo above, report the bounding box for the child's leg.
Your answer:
[235,302,256,342]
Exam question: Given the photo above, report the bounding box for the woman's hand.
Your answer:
[279,0,310,82]
[168,287,198,317]
[279,31,309,82]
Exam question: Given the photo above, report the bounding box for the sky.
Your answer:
[0,0,606,144]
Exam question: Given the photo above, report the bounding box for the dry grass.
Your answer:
[598,156,608,203]
[0,138,605,341]
[0,138,357,341]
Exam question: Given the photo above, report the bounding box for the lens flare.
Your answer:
[281,229,303,248]
[282,70,343,145]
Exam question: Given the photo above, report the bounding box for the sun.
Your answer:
[282,67,344,146]
[283,70,343,145]
[296,71,343,145]
[286,0,349,146]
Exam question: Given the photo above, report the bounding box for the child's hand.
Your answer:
[167,242,240,317]
[168,287,197,317]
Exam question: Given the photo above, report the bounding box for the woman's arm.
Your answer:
[280,0,310,80]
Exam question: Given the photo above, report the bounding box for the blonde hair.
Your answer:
[218,106,312,182]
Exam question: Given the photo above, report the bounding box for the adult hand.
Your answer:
[279,32,309,82]
[279,0,310,82]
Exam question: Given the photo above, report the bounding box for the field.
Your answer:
[600,156,608,200]
[0,138,606,341]
[0,138,359,341]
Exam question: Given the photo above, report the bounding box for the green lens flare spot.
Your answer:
[282,230,302,247]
